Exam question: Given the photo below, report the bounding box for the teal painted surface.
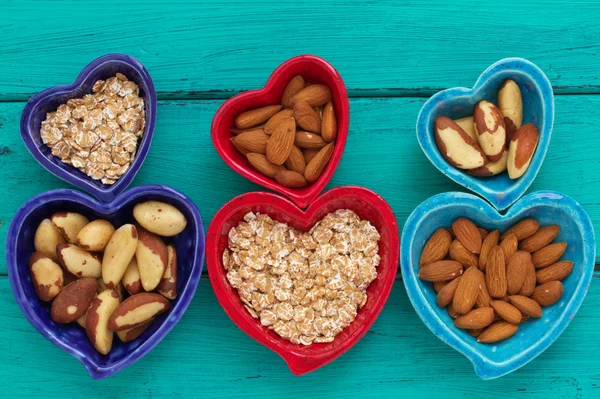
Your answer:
[1,1,599,397]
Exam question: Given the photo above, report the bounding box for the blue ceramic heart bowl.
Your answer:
[5,185,204,379]
[401,191,595,379]
[20,53,157,203]
[416,58,554,211]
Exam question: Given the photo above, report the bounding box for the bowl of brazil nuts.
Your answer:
[401,191,595,379]
[6,185,204,379]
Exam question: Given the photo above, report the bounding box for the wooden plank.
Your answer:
[1,0,600,100]
[1,96,600,274]
[1,276,599,397]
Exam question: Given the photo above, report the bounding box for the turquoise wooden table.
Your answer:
[2,1,600,397]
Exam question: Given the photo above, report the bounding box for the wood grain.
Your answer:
[1,0,600,100]
[1,97,599,274]
[1,276,598,398]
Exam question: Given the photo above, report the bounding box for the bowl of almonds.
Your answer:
[211,55,349,208]
[401,191,595,379]
[20,53,157,202]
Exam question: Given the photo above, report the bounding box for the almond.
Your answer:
[281,75,305,108]
[447,303,459,319]
[486,246,507,298]
[490,300,522,324]
[479,229,499,271]
[420,228,452,266]
[435,117,487,169]
[518,260,537,297]
[266,116,296,165]
[498,80,523,129]
[452,218,482,254]
[499,232,518,259]
[453,116,477,142]
[235,105,282,130]
[294,99,322,133]
[247,153,285,178]
[295,131,327,149]
[418,260,463,282]
[275,170,308,188]
[476,279,492,308]
[292,84,332,107]
[231,123,266,135]
[284,145,306,174]
[449,239,479,268]
[477,321,518,343]
[304,142,334,183]
[433,280,448,293]
[536,260,574,284]
[453,266,483,314]
[469,328,482,337]
[436,276,461,307]
[321,101,337,142]
[532,242,567,269]
[264,109,295,135]
[302,148,320,163]
[506,251,531,295]
[507,124,539,179]
[473,100,506,162]
[454,307,495,329]
[502,218,540,240]
[233,129,269,154]
[468,151,508,177]
[478,228,489,239]
[231,137,250,155]
[509,295,543,318]
[532,281,564,306]
[520,225,560,252]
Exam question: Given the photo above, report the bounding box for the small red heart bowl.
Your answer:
[210,55,349,209]
[206,186,399,375]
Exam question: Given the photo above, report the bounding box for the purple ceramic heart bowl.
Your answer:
[6,185,204,379]
[20,53,157,203]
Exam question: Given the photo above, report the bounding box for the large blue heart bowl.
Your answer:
[20,53,157,203]
[401,191,595,379]
[6,185,204,379]
[416,58,554,211]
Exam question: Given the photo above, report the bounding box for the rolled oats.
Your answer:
[224,210,380,346]
[39,74,145,184]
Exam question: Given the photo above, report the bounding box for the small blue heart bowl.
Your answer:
[416,58,554,211]
[20,53,157,203]
[401,191,595,379]
[6,185,204,379]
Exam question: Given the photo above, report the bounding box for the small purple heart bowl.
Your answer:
[20,53,157,202]
[5,185,204,379]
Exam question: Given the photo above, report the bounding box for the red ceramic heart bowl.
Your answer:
[206,186,399,375]
[211,55,349,209]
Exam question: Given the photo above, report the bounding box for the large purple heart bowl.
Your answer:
[6,185,204,379]
[20,53,157,202]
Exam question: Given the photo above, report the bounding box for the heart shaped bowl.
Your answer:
[211,55,349,209]
[416,58,554,211]
[206,186,399,375]
[20,53,157,203]
[5,185,204,379]
[401,191,595,379]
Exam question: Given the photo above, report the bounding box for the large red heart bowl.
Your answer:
[206,186,399,375]
[210,55,349,209]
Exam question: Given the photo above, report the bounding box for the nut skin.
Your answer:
[247,153,285,178]
[435,117,487,169]
[235,105,282,130]
[291,84,332,107]
[34,219,66,261]
[452,218,482,254]
[304,143,334,183]
[502,219,540,240]
[50,277,97,324]
[56,242,102,278]
[108,293,171,332]
[86,289,121,355]
[133,201,187,237]
[102,224,138,289]
[454,307,494,329]
[51,212,90,244]
[116,320,153,343]
[29,252,64,302]
[264,109,294,135]
[479,230,500,271]
[284,145,306,175]
[532,242,567,269]
[420,228,452,266]
[473,101,506,162]
[76,219,115,252]
[532,281,564,306]
[486,246,507,298]
[276,170,308,188]
[536,260,574,285]
[520,225,560,253]
[294,99,322,133]
[157,244,178,300]
[418,260,463,282]
[477,321,518,343]
[136,226,168,292]
[281,75,305,108]
[233,129,269,154]
[507,124,539,179]
[266,116,296,165]
[321,101,337,142]
[453,267,484,315]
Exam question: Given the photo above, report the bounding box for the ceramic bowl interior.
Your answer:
[211,54,349,209]
[6,185,204,379]
[401,191,595,379]
[207,186,399,375]
[416,58,554,210]
[20,53,157,203]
